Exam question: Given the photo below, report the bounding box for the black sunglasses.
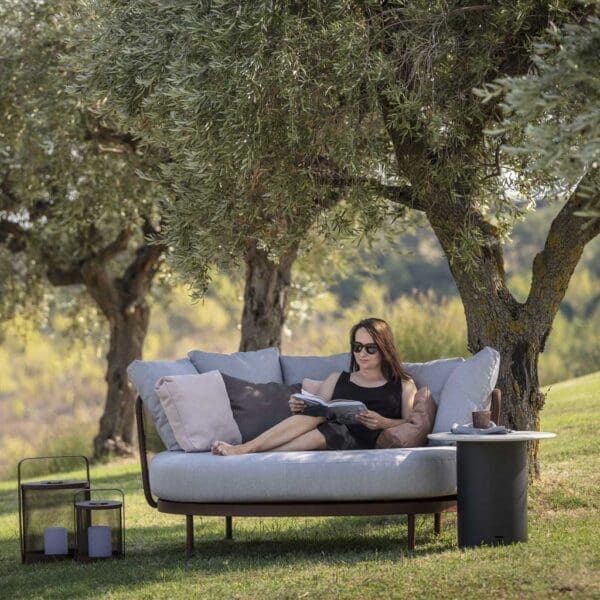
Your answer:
[352,342,379,355]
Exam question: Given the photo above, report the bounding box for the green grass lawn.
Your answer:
[1,372,598,599]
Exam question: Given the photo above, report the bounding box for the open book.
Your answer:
[292,390,368,425]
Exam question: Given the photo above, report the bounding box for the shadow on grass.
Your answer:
[1,462,457,600]
[0,488,18,516]
[131,495,453,561]
[184,517,453,561]
[1,517,457,599]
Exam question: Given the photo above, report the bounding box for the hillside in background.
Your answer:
[329,204,599,384]
[333,203,599,305]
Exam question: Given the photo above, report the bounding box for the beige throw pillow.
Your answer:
[155,371,242,452]
[376,387,437,449]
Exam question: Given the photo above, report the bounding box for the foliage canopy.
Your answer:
[0,0,166,330]
[69,1,438,296]
[478,13,600,210]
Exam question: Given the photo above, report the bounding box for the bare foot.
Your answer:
[211,441,247,456]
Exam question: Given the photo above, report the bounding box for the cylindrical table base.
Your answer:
[457,440,528,547]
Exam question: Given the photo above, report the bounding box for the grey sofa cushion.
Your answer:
[127,358,199,451]
[404,357,464,405]
[432,346,501,437]
[280,352,351,385]
[188,347,283,384]
[222,375,301,442]
[149,447,457,503]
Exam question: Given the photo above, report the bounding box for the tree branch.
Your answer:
[79,226,140,315]
[311,169,424,212]
[0,219,29,253]
[84,124,139,154]
[43,227,133,313]
[80,260,119,318]
[375,182,424,211]
[120,217,165,302]
[95,227,133,264]
[45,264,84,286]
[525,169,600,339]
[0,180,86,284]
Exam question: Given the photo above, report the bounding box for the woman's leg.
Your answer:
[212,414,326,456]
[269,429,327,452]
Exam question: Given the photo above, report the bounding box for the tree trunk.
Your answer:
[239,240,299,351]
[2,191,164,461]
[93,304,150,458]
[460,302,547,476]
[80,236,164,460]
[427,179,600,475]
[365,3,600,473]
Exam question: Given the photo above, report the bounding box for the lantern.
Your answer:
[74,488,124,560]
[18,456,90,563]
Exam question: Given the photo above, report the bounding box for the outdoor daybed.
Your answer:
[129,346,501,555]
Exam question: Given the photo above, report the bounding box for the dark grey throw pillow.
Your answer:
[221,374,301,443]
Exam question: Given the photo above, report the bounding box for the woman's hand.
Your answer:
[289,396,306,414]
[355,410,388,430]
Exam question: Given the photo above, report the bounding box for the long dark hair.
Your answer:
[349,317,412,383]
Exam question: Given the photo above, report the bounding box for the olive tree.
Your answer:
[71,0,599,472]
[361,2,599,471]
[68,0,411,350]
[0,0,167,458]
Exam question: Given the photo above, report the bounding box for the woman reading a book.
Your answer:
[211,317,417,455]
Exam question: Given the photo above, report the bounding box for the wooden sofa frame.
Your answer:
[136,390,501,555]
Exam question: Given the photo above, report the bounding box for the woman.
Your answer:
[211,317,416,455]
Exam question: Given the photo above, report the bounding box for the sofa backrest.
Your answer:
[188,347,283,383]
[280,353,351,385]
[128,346,500,451]
[128,358,199,451]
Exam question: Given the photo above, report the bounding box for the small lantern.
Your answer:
[74,488,124,560]
[18,456,90,563]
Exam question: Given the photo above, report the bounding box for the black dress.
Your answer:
[317,371,403,450]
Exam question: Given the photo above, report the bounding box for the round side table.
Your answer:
[428,431,556,548]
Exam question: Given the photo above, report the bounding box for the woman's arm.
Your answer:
[307,372,340,402]
[290,372,341,413]
[401,378,417,418]
[356,377,417,430]
[300,378,324,396]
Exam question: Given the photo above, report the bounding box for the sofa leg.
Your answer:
[434,512,442,535]
[225,516,233,540]
[407,514,416,551]
[186,515,194,557]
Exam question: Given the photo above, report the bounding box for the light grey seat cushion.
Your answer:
[127,358,199,451]
[280,352,351,385]
[188,347,283,384]
[149,447,457,503]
